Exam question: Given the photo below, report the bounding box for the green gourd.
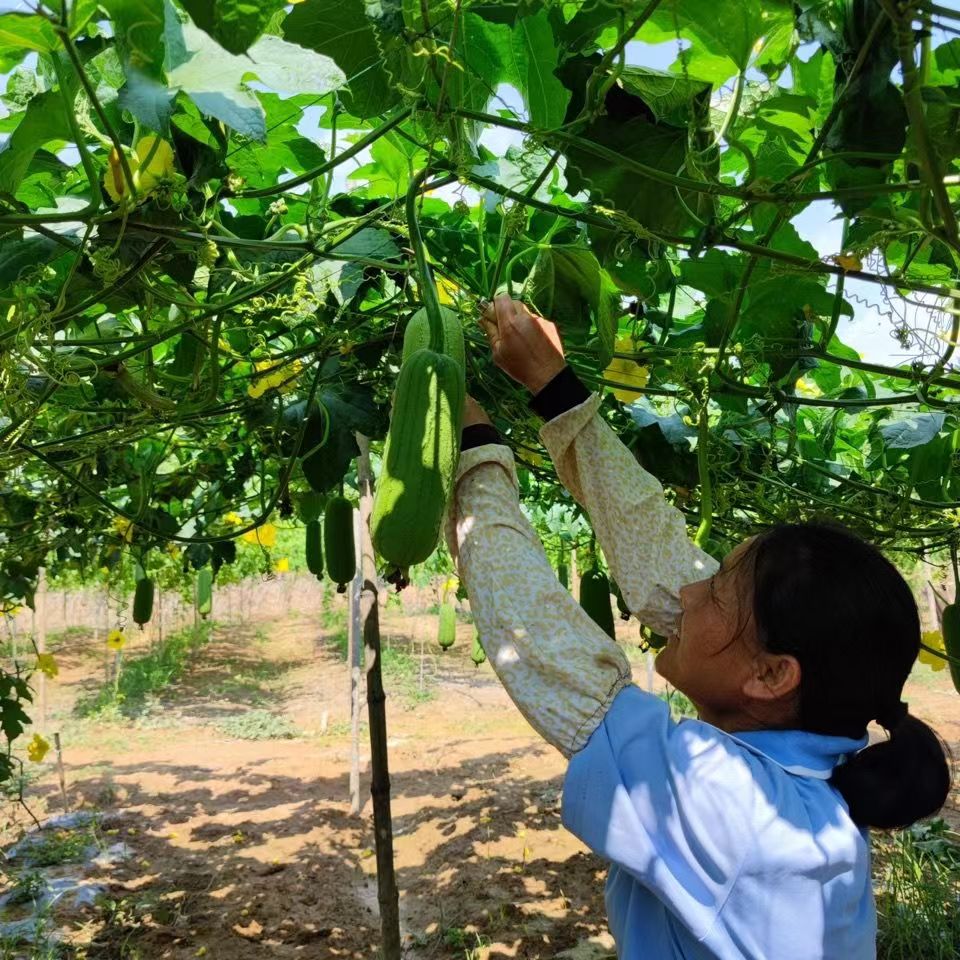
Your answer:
[371,348,464,569]
[196,568,213,618]
[470,630,486,666]
[132,577,154,627]
[557,562,569,590]
[305,519,324,579]
[324,496,356,592]
[402,305,465,371]
[579,567,616,639]
[942,603,960,695]
[438,603,456,651]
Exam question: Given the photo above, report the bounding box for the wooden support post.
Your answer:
[355,434,401,959]
[348,504,363,815]
[36,568,47,731]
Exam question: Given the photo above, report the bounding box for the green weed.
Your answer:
[74,624,210,720]
[875,819,960,960]
[19,824,99,868]
[218,709,298,740]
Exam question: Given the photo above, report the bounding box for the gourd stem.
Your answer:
[406,167,444,352]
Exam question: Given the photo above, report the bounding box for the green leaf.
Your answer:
[0,14,58,67]
[165,3,345,140]
[509,10,570,130]
[0,90,72,196]
[118,66,175,132]
[526,247,620,365]
[639,0,796,84]
[181,0,287,55]
[880,413,946,451]
[282,0,399,119]
[617,67,712,125]
[101,0,165,79]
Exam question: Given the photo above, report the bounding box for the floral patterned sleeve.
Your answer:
[446,443,632,758]
[539,391,719,637]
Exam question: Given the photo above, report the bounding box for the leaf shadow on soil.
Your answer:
[27,743,609,959]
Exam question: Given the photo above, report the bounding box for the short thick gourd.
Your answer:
[402,306,465,371]
[579,567,616,639]
[371,348,464,568]
[324,496,356,592]
[470,630,486,666]
[196,568,213,619]
[438,603,456,651]
[557,562,569,590]
[132,577,154,627]
[305,519,324,579]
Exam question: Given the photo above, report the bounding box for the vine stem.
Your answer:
[239,106,413,198]
[405,166,444,351]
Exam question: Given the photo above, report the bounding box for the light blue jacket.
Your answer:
[563,686,874,960]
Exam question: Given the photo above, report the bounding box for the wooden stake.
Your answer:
[355,433,401,959]
[36,568,47,731]
[348,505,363,815]
[53,732,68,810]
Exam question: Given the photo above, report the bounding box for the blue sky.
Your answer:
[0,3,947,367]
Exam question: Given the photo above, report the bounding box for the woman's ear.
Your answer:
[742,652,801,703]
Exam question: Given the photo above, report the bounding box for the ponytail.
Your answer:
[741,522,954,830]
[830,712,952,830]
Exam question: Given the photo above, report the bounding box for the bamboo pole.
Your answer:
[349,505,363,815]
[355,434,401,958]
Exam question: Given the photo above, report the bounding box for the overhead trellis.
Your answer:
[1,0,960,616]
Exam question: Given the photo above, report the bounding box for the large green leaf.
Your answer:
[282,0,399,119]
[880,414,947,451]
[525,247,620,365]
[181,0,287,55]
[639,0,796,84]
[508,10,570,130]
[165,3,345,140]
[0,13,58,69]
[0,90,72,196]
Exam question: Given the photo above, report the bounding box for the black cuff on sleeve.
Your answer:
[461,423,503,451]
[529,365,590,421]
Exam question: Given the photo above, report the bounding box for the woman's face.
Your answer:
[655,538,766,724]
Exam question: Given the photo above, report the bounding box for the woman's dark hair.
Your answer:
[737,521,952,830]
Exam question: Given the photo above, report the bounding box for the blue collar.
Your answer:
[712,726,869,780]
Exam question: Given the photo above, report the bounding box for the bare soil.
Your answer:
[2,582,958,960]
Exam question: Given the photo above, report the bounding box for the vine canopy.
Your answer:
[1,0,960,610]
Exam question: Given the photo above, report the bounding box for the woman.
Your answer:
[446,295,952,960]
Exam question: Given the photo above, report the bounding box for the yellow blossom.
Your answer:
[275,557,290,573]
[918,630,947,672]
[225,512,243,526]
[35,653,58,679]
[834,253,863,272]
[27,733,50,763]
[241,523,277,549]
[247,359,302,398]
[795,377,822,399]
[604,336,649,403]
[107,629,127,651]
[112,515,135,543]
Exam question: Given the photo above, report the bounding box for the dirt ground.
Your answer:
[2,581,959,959]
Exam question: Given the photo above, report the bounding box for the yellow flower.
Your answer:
[27,734,50,763]
[795,377,822,399]
[112,515,135,543]
[107,629,127,651]
[604,337,649,403]
[437,276,460,306]
[225,512,243,526]
[247,359,302,398]
[918,630,947,672]
[241,523,277,549]
[275,557,290,573]
[834,253,863,272]
[35,653,58,679]
[103,136,176,203]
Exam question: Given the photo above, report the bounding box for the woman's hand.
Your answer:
[463,395,493,428]
[479,295,566,394]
